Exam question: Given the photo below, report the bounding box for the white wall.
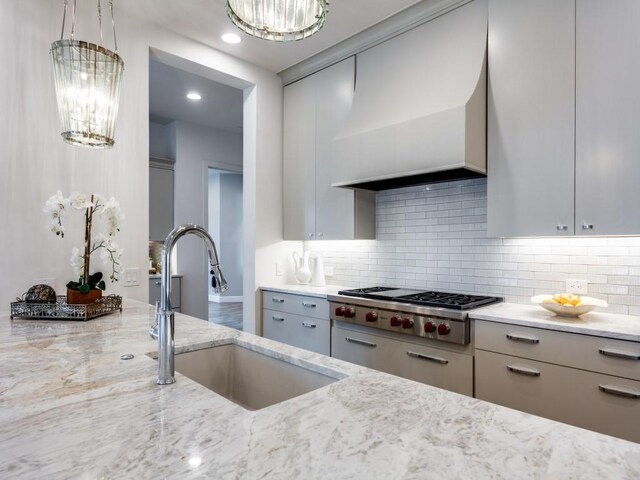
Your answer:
[0,1,299,332]
[307,178,640,316]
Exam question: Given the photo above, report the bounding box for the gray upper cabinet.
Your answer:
[489,0,640,237]
[283,57,375,241]
[575,0,640,235]
[487,0,575,237]
[149,162,174,241]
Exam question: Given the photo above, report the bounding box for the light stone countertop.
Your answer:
[471,302,640,342]
[260,283,350,298]
[2,299,640,479]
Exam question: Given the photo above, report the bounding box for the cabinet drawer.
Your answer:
[262,290,329,320]
[262,309,330,356]
[476,350,640,443]
[332,325,473,396]
[476,320,640,381]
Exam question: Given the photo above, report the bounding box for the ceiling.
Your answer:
[120,0,423,73]
[149,59,243,133]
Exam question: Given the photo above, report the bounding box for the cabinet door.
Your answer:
[149,165,174,241]
[476,350,640,443]
[283,76,316,240]
[487,0,575,237]
[314,57,357,240]
[575,1,640,235]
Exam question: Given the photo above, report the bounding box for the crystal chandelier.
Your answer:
[225,0,328,42]
[50,0,124,149]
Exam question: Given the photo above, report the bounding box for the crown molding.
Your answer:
[278,0,474,85]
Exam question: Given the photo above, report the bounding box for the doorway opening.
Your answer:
[148,51,245,325]
[208,168,243,330]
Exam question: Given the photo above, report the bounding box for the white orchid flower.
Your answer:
[69,192,94,210]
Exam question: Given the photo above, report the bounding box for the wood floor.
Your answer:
[208,302,243,331]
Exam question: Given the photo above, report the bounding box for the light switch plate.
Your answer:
[275,262,284,277]
[324,266,334,277]
[566,279,588,294]
[123,268,140,287]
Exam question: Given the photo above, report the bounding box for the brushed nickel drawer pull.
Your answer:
[271,297,285,303]
[272,316,285,322]
[302,302,317,308]
[507,365,541,377]
[345,337,376,348]
[302,322,316,328]
[406,351,448,364]
[599,385,640,399]
[155,281,161,285]
[598,348,640,361]
[506,333,539,344]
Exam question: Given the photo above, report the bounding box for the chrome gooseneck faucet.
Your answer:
[150,223,228,385]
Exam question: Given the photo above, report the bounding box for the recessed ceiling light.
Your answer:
[186,92,202,101]
[221,33,242,44]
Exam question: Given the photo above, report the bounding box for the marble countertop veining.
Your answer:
[2,300,640,479]
[471,302,640,342]
[260,283,349,298]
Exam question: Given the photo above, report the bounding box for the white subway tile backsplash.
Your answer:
[305,179,640,312]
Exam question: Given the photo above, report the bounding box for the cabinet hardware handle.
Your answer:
[556,224,568,231]
[271,298,285,303]
[582,223,594,230]
[345,337,376,348]
[506,333,539,344]
[155,281,161,285]
[406,351,448,364]
[598,348,640,361]
[302,322,316,328]
[598,385,640,399]
[272,316,285,322]
[507,365,540,377]
[308,233,314,238]
[318,232,324,238]
[302,302,317,308]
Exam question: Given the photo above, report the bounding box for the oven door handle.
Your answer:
[406,351,448,365]
[345,337,377,348]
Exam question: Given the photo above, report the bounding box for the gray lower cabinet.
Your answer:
[475,320,640,443]
[261,290,330,356]
[149,276,181,312]
[332,323,473,396]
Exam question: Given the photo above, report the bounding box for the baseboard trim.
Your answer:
[209,294,243,303]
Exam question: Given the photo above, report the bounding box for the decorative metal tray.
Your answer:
[10,295,122,321]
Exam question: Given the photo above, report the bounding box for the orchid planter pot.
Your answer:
[66,288,102,305]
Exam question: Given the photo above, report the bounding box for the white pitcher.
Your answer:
[310,253,326,287]
[292,251,312,284]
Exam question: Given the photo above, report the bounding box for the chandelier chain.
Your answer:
[97,0,103,45]
[110,0,118,52]
[60,0,68,40]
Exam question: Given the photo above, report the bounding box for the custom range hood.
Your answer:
[332,0,487,191]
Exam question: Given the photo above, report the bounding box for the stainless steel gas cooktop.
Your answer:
[328,287,503,345]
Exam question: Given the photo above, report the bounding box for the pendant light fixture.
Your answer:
[50,0,124,149]
[225,0,328,42]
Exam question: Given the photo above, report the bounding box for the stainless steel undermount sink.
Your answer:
[173,344,338,411]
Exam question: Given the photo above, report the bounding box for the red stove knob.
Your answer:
[437,323,451,335]
[390,316,401,327]
[365,311,378,322]
[402,318,414,329]
[334,306,345,317]
[424,321,436,333]
[344,307,356,318]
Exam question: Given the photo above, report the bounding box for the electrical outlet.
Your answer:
[35,278,56,288]
[324,266,334,277]
[276,262,284,277]
[566,279,588,294]
[123,268,140,287]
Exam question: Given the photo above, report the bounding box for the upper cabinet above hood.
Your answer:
[332,0,487,191]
